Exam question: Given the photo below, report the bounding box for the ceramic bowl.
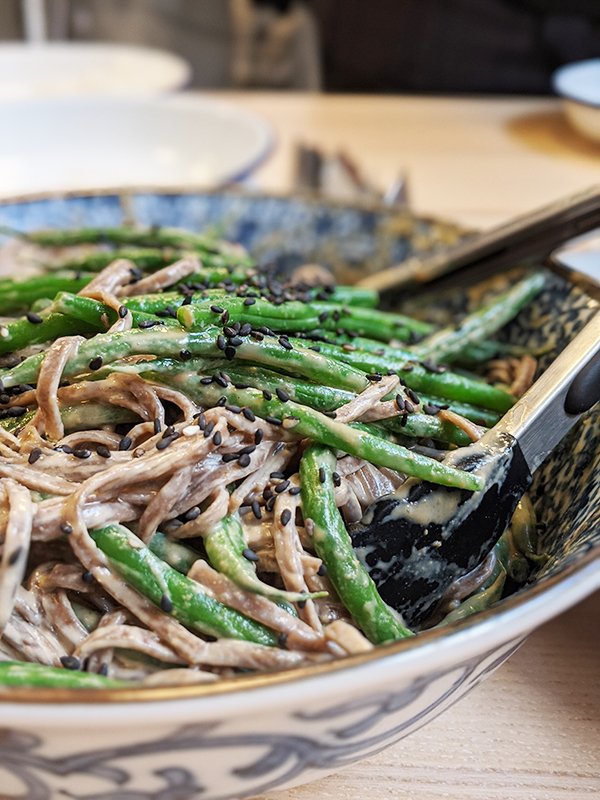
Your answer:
[552,58,600,143]
[0,189,598,800]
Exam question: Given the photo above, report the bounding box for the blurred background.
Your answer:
[1,0,599,93]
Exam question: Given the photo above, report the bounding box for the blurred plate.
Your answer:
[552,58,600,144]
[0,43,190,99]
[0,95,273,196]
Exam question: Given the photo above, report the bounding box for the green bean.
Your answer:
[300,444,413,642]
[90,524,278,646]
[0,312,97,356]
[0,661,126,689]
[437,561,507,625]
[0,272,94,314]
[204,514,326,603]
[145,372,483,490]
[0,324,370,393]
[0,404,139,435]
[413,273,547,363]
[290,337,515,412]
[148,532,202,575]
[52,292,180,331]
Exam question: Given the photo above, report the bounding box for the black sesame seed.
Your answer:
[278,336,293,350]
[318,311,329,323]
[366,373,382,382]
[184,506,201,521]
[318,467,326,483]
[160,594,174,613]
[274,479,290,494]
[332,471,341,487]
[28,447,42,464]
[223,325,236,338]
[88,356,103,371]
[280,509,292,526]
[275,388,290,402]
[26,311,43,324]
[226,405,241,414]
[118,436,132,451]
[239,322,252,336]
[72,449,91,459]
[224,346,236,360]
[60,656,81,671]
[406,388,420,404]
[262,390,272,401]
[228,336,243,347]
[216,396,227,407]
[266,416,282,426]
[156,435,176,450]
[81,570,94,584]
[210,305,224,314]
[254,429,264,444]
[60,522,73,535]
[181,294,193,306]
[216,335,226,351]
[395,394,406,411]
[179,348,192,361]
[421,359,445,373]
[241,407,256,422]
[238,452,251,467]
[242,547,260,562]
[317,563,328,576]
[213,430,222,446]
[138,319,163,329]
[424,403,441,415]
[404,401,415,414]
[8,547,22,565]
[96,444,111,458]
[214,374,228,388]
[200,376,213,385]
[250,331,264,341]
[270,471,285,479]
[265,495,276,512]
[323,410,337,418]
[239,444,256,455]
[297,599,307,609]
[277,632,289,649]
[222,452,239,463]
[251,500,262,520]
[263,486,274,500]
[118,305,128,318]
[54,444,73,454]
[289,486,302,496]
[243,297,256,306]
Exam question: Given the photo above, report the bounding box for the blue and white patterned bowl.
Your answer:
[0,189,598,800]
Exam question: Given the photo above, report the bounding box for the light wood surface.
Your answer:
[207,92,600,800]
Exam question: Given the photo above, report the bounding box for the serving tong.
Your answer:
[351,187,600,628]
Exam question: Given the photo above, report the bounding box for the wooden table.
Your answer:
[210,93,600,800]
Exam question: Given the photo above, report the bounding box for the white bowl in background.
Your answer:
[0,42,190,99]
[0,95,273,195]
[552,58,600,143]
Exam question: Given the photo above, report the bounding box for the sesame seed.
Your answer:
[138,319,162,329]
[216,335,226,350]
[297,599,307,609]
[156,434,179,450]
[184,506,201,521]
[424,403,441,415]
[28,447,42,464]
[238,452,251,467]
[277,632,288,648]
[323,410,337,418]
[216,396,227,407]
[405,401,415,414]
[224,346,236,360]
[242,547,259,562]
[274,479,290,494]
[265,415,282,426]
[265,495,276,512]
[226,405,241,414]
[395,394,405,411]
[210,305,224,314]
[220,310,230,324]
[317,563,328,576]
[213,430,222,446]
[406,388,420,404]
[88,356,103,371]
[26,311,43,324]
[214,374,228,388]
[223,325,236,338]
[72,448,91,459]
[118,436,132,451]
[160,594,174,613]
[179,349,192,361]
[250,331,264,341]
[239,444,256,455]
[262,390,272,401]
[153,418,162,434]
[275,388,290,402]
[366,373,382,382]
[240,407,255,422]
[8,547,22,566]
[200,376,213,385]
[60,522,73,535]
[254,428,264,445]
[270,471,285,479]
[280,509,292,526]
[421,359,445,373]
[60,656,81,671]
[289,486,302,496]
[244,297,256,306]
[96,444,111,459]
[332,471,341,487]
[278,336,293,350]
[318,467,326,483]
[81,571,94,584]
[118,305,128,318]
[251,500,262,520]
[222,453,239,463]
[239,322,252,336]
[318,311,329,323]
[228,336,243,347]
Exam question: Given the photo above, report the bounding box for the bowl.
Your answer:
[0,96,273,197]
[0,42,190,99]
[0,189,598,800]
[552,58,600,143]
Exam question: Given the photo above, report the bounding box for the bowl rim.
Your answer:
[0,185,597,708]
[552,58,600,110]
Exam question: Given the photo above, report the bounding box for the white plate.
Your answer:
[552,58,600,143]
[0,95,273,196]
[0,42,190,99]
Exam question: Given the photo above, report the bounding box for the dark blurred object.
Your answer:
[310,0,600,94]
